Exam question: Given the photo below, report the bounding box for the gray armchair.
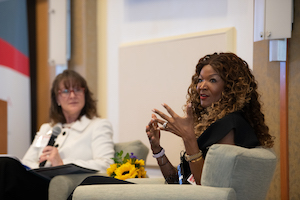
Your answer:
[72,144,277,200]
[48,140,149,200]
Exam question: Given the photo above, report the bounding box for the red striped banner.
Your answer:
[0,38,29,77]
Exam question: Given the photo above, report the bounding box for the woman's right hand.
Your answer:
[146,114,162,154]
[39,146,63,167]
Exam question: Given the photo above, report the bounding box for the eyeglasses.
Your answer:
[58,88,85,98]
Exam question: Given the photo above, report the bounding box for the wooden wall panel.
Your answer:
[36,0,51,128]
[287,0,300,198]
[0,100,7,154]
[253,1,300,198]
[69,0,99,115]
[280,59,289,200]
[253,40,281,199]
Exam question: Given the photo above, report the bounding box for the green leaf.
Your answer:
[113,150,125,164]
[123,152,130,163]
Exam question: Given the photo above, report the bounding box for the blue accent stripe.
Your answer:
[0,0,29,57]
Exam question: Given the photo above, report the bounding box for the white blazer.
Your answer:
[22,115,115,172]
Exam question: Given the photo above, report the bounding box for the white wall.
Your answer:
[106,0,254,142]
[0,67,31,158]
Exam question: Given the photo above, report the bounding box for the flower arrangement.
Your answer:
[107,151,147,180]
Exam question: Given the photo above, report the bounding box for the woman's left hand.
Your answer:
[39,146,64,166]
[152,103,195,140]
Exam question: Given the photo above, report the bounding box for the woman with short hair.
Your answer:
[0,69,114,200]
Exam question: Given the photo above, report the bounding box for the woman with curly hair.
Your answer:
[146,52,274,185]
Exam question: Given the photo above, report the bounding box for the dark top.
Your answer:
[180,111,260,183]
[197,111,260,158]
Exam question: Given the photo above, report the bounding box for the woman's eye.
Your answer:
[73,88,80,92]
[198,79,203,83]
[62,89,69,94]
[210,79,217,83]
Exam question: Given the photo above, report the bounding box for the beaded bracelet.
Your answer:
[153,148,165,158]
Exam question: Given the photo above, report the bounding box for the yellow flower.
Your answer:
[126,159,134,164]
[135,159,145,167]
[107,151,147,179]
[107,163,118,176]
[137,167,147,178]
[114,162,138,180]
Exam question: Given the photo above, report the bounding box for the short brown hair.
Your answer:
[49,69,98,124]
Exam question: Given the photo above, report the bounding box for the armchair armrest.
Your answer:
[73,184,236,200]
[126,177,165,184]
[48,172,107,200]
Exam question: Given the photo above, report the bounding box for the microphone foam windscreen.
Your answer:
[52,125,62,136]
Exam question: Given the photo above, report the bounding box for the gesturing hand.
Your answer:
[152,103,195,141]
[39,146,63,166]
[146,114,162,153]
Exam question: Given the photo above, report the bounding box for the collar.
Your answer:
[63,115,92,132]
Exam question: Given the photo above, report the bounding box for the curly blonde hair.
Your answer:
[186,52,274,148]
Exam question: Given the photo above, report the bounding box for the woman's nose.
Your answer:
[69,90,76,98]
[197,81,207,91]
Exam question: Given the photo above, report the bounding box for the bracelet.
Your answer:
[185,150,202,162]
[190,156,203,163]
[153,148,165,158]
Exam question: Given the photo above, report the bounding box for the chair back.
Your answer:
[201,144,277,200]
[114,140,149,163]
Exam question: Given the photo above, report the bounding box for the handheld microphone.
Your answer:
[39,125,62,167]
